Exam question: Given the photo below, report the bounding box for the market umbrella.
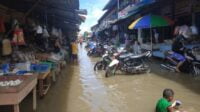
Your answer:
[128,14,174,50]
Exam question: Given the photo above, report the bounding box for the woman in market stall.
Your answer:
[53,38,61,54]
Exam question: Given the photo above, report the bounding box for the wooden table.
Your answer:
[38,70,51,97]
[0,75,37,112]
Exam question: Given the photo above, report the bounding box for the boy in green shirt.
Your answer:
[156,88,174,112]
[156,89,187,112]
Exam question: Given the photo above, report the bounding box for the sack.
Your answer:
[2,39,12,56]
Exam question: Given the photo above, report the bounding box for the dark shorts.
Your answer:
[72,54,78,60]
[168,52,186,62]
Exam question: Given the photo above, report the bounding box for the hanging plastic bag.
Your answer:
[12,25,26,45]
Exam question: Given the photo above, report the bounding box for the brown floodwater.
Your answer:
[1,45,200,112]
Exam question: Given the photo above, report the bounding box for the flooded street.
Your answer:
[1,0,200,112]
[18,46,200,112]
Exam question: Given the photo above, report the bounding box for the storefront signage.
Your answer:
[118,5,134,19]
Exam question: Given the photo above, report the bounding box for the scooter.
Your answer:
[161,48,200,77]
[105,50,151,77]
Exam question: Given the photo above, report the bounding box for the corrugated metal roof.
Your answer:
[0,0,81,29]
[103,0,117,10]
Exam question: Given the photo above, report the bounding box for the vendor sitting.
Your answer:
[53,39,61,53]
[132,40,142,55]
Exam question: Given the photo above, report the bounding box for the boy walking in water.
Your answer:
[156,89,186,112]
[71,40,78,62]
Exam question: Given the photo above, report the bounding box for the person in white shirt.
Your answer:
[133,40,142,55]
[42,26,50,49]
[35,24,43,48]
[154,29,159,43]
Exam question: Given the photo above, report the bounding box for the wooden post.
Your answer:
[39,79,43,97]
[24,0,41,19]
[33,87,37,111]
[14,104,20,112]
[150,27,153,51]
[171,0,175,20]
[191,0,196,25]
[52,70,56,82]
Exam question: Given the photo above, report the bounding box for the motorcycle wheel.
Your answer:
[94,61,104,71]
[105,66,117,77]
[87,51,92,56]
[143,64,151,73]
[192,64,200,77]
[130,64,150,74]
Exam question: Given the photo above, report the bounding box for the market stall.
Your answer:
[0,0,80,111]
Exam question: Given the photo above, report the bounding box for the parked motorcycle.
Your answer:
[105,50,151,77]
[87,43,105,57]
[85,41,96,50]
[94,52,112,71]
[94,46,116,71]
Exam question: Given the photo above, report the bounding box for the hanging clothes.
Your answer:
[2,39,12,56]
[36,25,43,34]
[43,28,50,38]
[12,27,26,45]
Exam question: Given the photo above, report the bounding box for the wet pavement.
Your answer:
[2,45,200,112]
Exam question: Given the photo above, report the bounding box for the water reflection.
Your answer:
[78,46,128,112]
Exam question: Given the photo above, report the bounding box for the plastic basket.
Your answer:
[30,64,50,73]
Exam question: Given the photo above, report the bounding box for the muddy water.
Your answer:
[18,46,200,112]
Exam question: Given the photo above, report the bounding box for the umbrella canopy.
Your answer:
[128,15,174,29]
[128,15,174,51]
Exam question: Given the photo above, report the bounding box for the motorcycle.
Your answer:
[105,50,151,77]
[161,48,200,77]
[94,52,112,71]
[94,46,116,71]
[87,43,105,57]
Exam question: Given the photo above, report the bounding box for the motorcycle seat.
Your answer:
[119,53,133,59]
[130,51,151,59]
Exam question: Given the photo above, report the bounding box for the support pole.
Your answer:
[150,27,153,51]
[23,0,41,19]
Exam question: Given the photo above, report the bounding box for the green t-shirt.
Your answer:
[156,98,172,112]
